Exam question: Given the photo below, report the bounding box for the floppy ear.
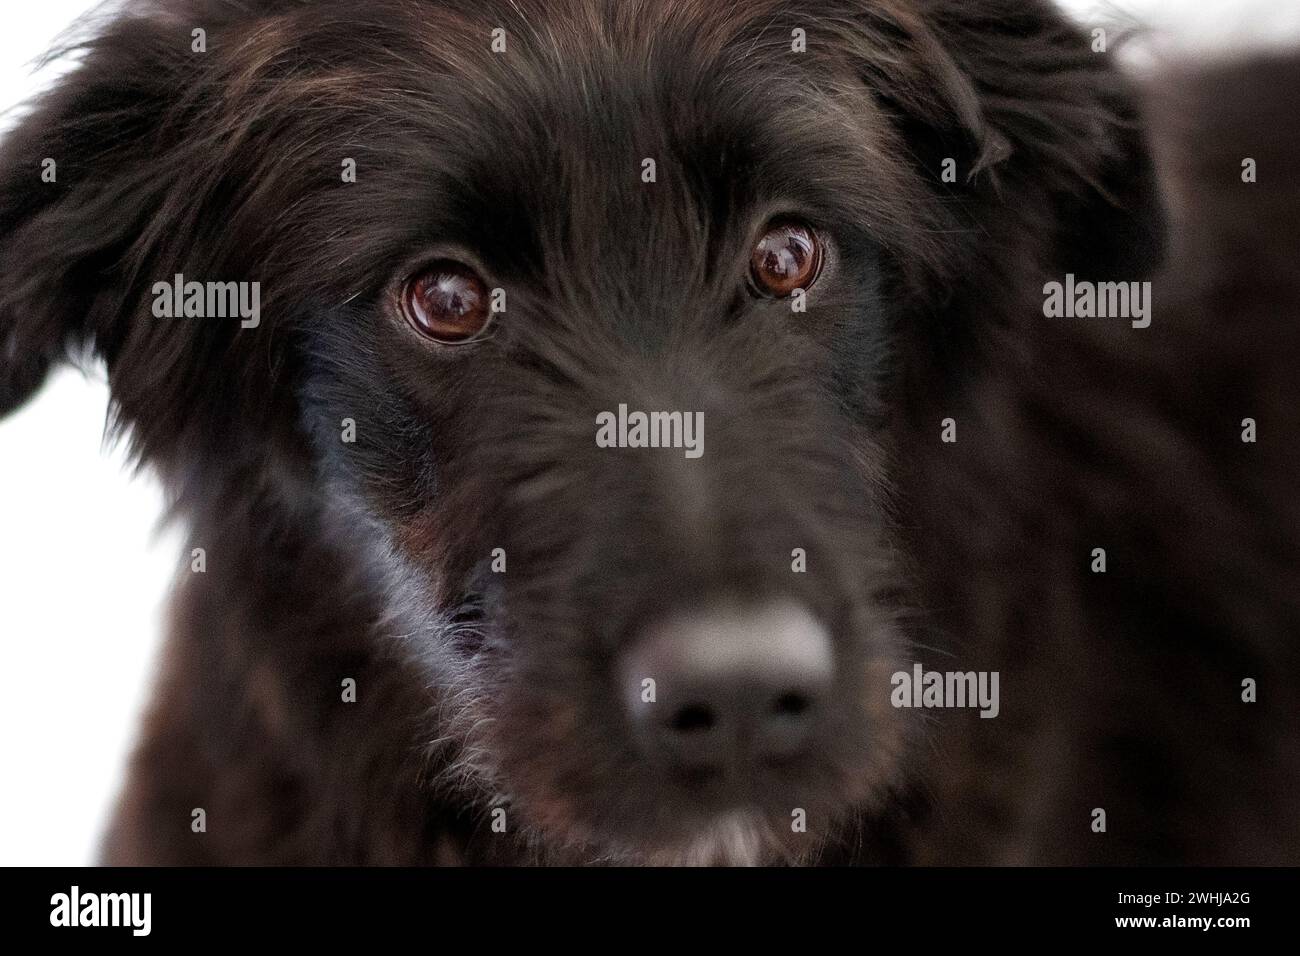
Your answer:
[0,3,312,473]
[838,0,1165,296]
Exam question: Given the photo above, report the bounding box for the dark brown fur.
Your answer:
[0,0,1296,864]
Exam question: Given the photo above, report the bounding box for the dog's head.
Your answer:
[0,0,1160,863]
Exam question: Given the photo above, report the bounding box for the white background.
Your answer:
[1,0,1296,866]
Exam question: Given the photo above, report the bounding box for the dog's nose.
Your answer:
[620,602,833,770]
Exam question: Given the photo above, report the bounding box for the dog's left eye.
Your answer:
[399,260,492,344]
[749,220,823,298]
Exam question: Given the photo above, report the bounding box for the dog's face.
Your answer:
[0,0,1156,863]
[301,3,929,863]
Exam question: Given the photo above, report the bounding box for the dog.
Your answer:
[1,0,1296,865]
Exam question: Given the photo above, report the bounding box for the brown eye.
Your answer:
[749,220,823,298]
[399,260,492,344]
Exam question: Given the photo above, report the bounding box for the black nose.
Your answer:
[619,602,833,771]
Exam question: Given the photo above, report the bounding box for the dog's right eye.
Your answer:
[399,260,492,344]
[748,220,823,298]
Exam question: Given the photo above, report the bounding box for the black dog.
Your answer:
[1,0,1296,864]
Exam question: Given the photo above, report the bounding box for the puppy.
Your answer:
[1,0,1296,865]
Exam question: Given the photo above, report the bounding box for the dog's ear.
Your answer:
[836,0,1165,286]
[0,5,312,471]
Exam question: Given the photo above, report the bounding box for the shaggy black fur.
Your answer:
[0,0,1295,864]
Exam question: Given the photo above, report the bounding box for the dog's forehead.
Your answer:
[256,0,902,300]
[433,17,812,184]
[385,3,878,276]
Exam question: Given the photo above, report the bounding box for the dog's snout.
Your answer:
[620,602,833,771]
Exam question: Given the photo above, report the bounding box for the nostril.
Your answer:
[756,686,823,764]
[669,703,716,734]
[770,691,811,719]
